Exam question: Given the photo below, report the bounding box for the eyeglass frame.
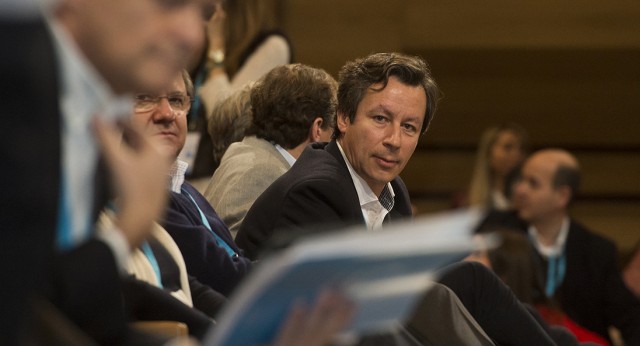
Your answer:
[133,93,194,114]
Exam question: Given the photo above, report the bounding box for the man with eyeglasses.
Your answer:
[131,70,252,297]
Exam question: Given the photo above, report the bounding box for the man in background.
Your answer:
[512,149,640,344]
[204,63,336,237]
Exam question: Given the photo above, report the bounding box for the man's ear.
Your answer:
[336,112,350,134]
[555,185,572,209]
[307,117,322,142]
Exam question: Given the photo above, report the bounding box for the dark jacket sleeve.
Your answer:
[48,240,129,345]
[162,193,252,297]
[188,275,228,319]
[121,276,214,341]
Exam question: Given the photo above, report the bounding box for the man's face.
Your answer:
[131,75,188,158]
[513,154,565,224]
[337,76,426,195]
[65,0,208,94]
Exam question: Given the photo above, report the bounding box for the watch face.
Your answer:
[209,49,225,64]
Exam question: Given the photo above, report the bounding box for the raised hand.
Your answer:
[94,117,172,248]
[273,290,356,346]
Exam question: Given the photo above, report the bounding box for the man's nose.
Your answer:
[383,124,401,149]
[153,98,177,122]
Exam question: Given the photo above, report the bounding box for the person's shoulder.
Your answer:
[218,137,284,170]
[253,31,291,50]
[569,219,617,253]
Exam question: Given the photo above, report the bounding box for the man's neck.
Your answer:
[286,140,309,160]
[532,212,567,247]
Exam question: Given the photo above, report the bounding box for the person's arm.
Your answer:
[93,118,172,251]
[162,200,252,296]
[121,276,214,341]
[438,261,556,346]
[199,35,290,116]
[272,289,355,346]
[188,275,228,319]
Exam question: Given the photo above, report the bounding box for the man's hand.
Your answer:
[273,290,356,346]
[93,117,172,249]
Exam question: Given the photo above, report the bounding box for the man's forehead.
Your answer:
[140,75,186,94]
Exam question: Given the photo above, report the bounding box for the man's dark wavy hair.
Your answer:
[248,64,337,149]
[333,52,441,138]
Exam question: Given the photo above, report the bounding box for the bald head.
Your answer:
[528,149,579,172]
[529,149,581,195]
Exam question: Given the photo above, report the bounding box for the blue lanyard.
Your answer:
[56,175,91,250]
[141,241,163,288]
[545,253,566,297]
[181,188,238,258]
[56,175,73,250]
[528,232,567,297]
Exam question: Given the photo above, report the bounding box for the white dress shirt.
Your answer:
[337,142,395,230]
[48,17,131,263]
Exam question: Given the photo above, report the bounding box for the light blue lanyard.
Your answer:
[56,174,92,250]
[545,253,566,297]
[56,175,73,250]
[141,241,163,288]
[181,188,238,258]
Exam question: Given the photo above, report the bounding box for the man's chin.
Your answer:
[155,142,180,161]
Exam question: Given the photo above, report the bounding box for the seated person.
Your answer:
[207,82,254,169]
[480,149,640,344]
[204,63,337,238]
[464,122,528,210]
[129,69,252,297]
[236,52,558,345]
[467,230,611,345]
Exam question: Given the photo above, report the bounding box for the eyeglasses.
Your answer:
[134,94,192,113]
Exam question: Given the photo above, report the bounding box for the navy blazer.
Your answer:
[236,140,413,260]
[162,182,253,296]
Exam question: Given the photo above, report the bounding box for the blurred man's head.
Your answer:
[131,70,193,158]
[247,64,337,151]
[513,149,580,224]
[54,0,208,94]
[334,52,440,195]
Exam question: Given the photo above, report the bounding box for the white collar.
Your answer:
[274,144,296,167]
[169,160,189,193]
[336,142,395,210]
[528,217,570,258]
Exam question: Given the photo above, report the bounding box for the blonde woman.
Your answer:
[468,123,529,210]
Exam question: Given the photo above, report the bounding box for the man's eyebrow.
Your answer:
[368,105,394,116]
[369,105,422,123]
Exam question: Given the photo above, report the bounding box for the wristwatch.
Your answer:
[207,49,225,69]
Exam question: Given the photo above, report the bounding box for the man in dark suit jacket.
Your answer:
[237,140,413,260]
[1,0,208,343]
[236,52,438,259]
[509,148,640,344]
